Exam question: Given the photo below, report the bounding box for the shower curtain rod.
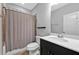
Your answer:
[2,7,33,16]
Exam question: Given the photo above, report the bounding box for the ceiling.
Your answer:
[13,3,37,10]
[51,3,68,11]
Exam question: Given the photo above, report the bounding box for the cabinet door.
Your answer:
[40,39,49,55]
[40,45,49,55]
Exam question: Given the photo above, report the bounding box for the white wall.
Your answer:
[32,3,51,36]
[0,4,2,55]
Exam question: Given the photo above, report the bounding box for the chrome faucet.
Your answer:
[57,32,65,38]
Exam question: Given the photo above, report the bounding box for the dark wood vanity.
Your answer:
[40,39,79,55]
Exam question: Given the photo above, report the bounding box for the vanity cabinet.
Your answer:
[40,39,79,55]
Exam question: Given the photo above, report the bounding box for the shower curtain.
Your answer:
[3,9,36,52]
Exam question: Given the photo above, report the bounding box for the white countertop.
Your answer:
[40,35,79,52]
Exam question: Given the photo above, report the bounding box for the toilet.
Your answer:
[26,36,40,55]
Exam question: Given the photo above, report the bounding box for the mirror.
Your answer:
[51,3,79,36]
[63,12,79,35]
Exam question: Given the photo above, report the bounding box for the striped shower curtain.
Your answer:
[4,9,36,52]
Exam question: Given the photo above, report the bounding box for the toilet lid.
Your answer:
[27,42,39,48]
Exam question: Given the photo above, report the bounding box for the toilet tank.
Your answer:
[36,36,40,44]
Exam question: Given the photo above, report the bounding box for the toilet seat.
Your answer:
[26,42,39,51]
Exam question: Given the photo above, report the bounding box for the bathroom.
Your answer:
[0,3,79,55]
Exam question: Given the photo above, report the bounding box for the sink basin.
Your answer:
[49,36,68,42]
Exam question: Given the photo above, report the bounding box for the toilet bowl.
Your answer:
[26,36,40,55]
